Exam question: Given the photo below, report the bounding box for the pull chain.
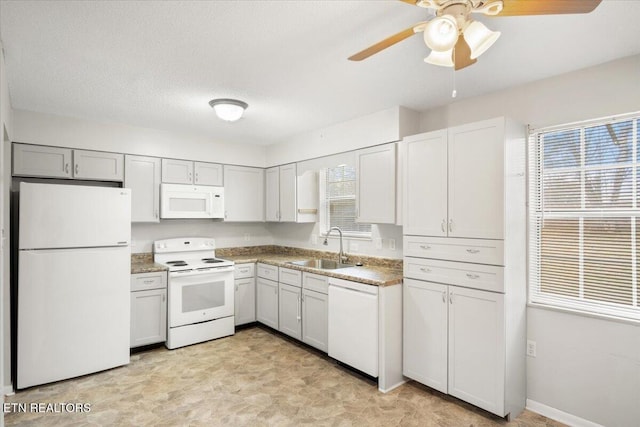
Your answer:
[451,48,457,98]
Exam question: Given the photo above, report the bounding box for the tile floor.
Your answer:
[5,326,563,426]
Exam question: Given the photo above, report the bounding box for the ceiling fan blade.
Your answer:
[498,0,602,16]
[348,22,427,61]
[453,37,477,71]
[397,0,419,5]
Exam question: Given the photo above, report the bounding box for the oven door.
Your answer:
[168,266,234,327]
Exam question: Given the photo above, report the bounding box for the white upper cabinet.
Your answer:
[13,143,123,182]
[265,164,297,222]
[161,159,194,184]
[447,120,504,239]
[194,161,223,186]
[403,117,506,239]
[13,144,73,178]
[74,149,124,182]
[125,155,161,222]
[279,164,297,222]
[265,167,280,221]
[223,165,265,222]
[224,165,264,222]
[356,143,396,224]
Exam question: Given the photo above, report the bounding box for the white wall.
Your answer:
[12,109,267,168]
[0,39,14,421]
[131,221,273,254]
[420,54,640,427]
[266,106,419,167]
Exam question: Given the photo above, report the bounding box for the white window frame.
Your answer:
[528,112,640,322]
[319,165,372,239]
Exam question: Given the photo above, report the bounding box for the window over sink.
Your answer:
[320,165,371,238]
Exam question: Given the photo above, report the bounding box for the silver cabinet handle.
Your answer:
[297,296,301,321]
[442,291,446,303]
[441,220,446,233]
[419,245,431,250]
[195,172,199,183]
[75,163,79,175]
[225,211,228,219]
[466,273,480,279]
[448,219,453,233]
[188,172,192,182]
[466,249,480,254]
[143,280,154,284]
[419,267,431,273]
[449,293,453,304]
[155,210,159,219]
[162,294,165,303]
[65,163,69,174]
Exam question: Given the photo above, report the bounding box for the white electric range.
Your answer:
[154,237,235,349]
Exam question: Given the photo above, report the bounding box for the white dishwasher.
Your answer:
[328,278,379,377]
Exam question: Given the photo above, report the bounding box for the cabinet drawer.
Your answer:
[234,263,255,279]
[404,257,504,293]
[131,272,167,292]
[303,272,328,294]
[257,263,278,280]
[279,267,302,287]
[404,236,504,266]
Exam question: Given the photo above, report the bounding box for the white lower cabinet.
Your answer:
[234,263,256,326]
[403,278,508,416]
[256,276,279,329]
[130,271,167,348]
[278,283,302,340]
[301,273,328,352]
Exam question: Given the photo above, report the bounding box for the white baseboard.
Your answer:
[3,385,14,396]
[526,399,604,427]
[378,379,406,393]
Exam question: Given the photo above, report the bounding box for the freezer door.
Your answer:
[17,246,130,389]
[19,182,131,249]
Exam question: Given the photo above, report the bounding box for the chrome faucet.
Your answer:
[323,226,348,263]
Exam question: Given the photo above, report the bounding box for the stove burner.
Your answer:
[202,258,224,264]
[166,261,188,266]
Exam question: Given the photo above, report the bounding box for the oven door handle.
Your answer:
[170,266,235,277]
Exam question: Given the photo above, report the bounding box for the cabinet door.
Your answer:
[130,289,167,348]
[356,143,396,224]
[256,277,278,329]
[13,143,72,178]
[403,279,448,393]
[448,118,504,239]
[223,165,265,222]
[265,167,280,221]
[403,131,448,236]
[125,155,161,222]
[278,283,302,340]
[448,286,505,416]
[74,150,124,181]
[235,277,256,326]
[279,163,297,222]
[302,288,328,352]
[161,158,193,184]
[194,162,223,186]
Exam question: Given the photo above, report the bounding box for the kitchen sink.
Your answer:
[287,258,355,270]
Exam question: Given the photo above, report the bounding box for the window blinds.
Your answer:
[529,113,640,321]
[322,165,371,236]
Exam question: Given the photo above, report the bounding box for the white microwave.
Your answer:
[160,184,224,219]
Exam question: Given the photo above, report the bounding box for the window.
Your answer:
[529,113,640,321]
[320,165,371,238]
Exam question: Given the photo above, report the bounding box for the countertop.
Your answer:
[222,251,403,287]
[131,253,168,274]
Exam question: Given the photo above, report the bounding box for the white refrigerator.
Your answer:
[17,182,131,389]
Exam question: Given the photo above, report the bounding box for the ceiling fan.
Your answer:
[349,0,603,70]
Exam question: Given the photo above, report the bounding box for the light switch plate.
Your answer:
[389,238,396,250]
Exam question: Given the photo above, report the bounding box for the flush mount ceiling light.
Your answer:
[208,98,248,122]
[348,0,603,70]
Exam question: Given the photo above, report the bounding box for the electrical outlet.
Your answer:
[244,233,250,242]
[311,234,318,245]
[527,340,537,357]
[375,238,383,250]
[389,238,396,250]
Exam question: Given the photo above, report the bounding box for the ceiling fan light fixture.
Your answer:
[423,15,459,52]
[424,49,454,67]
[463,20,501,59]
[208,98,248,122]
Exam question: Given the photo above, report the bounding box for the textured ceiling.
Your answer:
[1,0,639,146]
